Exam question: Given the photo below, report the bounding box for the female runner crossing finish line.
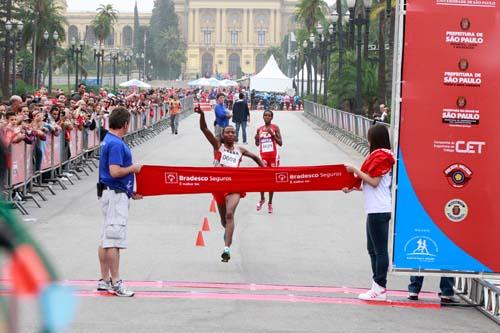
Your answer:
[195,105,264,262]
[255,110,283,214]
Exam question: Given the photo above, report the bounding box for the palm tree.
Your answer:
[21,0,66,88]
[295,0,329,32]
[91,4,118,48]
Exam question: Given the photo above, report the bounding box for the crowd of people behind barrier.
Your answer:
[0,83,194,200]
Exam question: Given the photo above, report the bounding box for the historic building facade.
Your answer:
[59,0,298,78]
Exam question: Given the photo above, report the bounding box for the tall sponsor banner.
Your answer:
[136,165,357,197]
[393,0,499,274]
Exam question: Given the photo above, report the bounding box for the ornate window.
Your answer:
[68,25,79,44]
[202,53,213,76]
[228,53,240,75]
[230,31,238,46]
[257,31,266,46]
[122,26,133,47]
[203,30,212,45]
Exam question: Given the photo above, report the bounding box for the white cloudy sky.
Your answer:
[67,0,336,13]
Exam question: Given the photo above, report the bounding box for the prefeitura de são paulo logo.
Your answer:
[444,163,472,188]
[444,199,468,222]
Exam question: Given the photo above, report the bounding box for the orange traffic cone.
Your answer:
[202,217,210,231]
[195,231,205,247]
[209,199,217,213]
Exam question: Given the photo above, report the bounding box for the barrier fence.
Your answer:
[3,96,194,215]
[303,100,389,156]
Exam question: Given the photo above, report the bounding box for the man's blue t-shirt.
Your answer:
[99,132,134,197]
[214,103,229,127]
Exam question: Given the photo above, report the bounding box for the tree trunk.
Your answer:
[377,11,386,105]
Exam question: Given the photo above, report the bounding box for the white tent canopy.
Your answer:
[119,79,151,89]
[294,63,323,95]
[250,55,293,93]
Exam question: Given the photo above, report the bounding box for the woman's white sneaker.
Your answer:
[358,281,387,301]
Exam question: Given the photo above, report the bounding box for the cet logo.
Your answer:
[444,199,468,222]
[455,141,485,154]
[444,163,472,188]
[404,236,438,263]
[275,172,289,183]
[164,172,178,184]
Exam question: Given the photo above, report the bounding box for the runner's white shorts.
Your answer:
[99,189,129,249]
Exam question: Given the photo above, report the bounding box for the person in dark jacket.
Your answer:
[231,93,250,144]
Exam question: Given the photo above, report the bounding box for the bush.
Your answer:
[14,80,34,96]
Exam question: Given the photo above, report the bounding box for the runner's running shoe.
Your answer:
[256,200,265,211]
[221,247,231,262]
[97,278,112,292]
[268,203,273,214]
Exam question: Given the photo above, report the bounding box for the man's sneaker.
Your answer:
[112,280,135,297]
[358,281,387,301]
[256,200,265,211]
[268,203,273,214]
[221,247,231,262]
[408,292,419,301]
[441,295,461,304]
[97,278,112,292]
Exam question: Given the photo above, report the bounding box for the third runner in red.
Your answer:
[255,110,283,213]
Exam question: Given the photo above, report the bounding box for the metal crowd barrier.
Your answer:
[2,96,194,215]
[303,100,389,156]
[455,277,500,325]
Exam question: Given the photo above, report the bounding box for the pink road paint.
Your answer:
[77,290,441,309]
[0,279,439,299]
[51,279,438,300]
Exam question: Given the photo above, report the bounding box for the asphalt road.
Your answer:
[15,111,498,332]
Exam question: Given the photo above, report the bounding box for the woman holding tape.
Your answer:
[195,105,264,262]
[342,124,395,301]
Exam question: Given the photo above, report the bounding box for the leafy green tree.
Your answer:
[328,50,378,115]
[295,0,329,32]
[1,0,66,96]
[91,4,118,48]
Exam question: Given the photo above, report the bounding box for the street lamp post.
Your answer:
[93,43,104,87]
[309,33,318,103]
[354,13,368,115]
[71,37,84,92]
[363,0,372,60]
[44,30,58,94]
[110,50,119,93]
[5,20,23,95]
[347,0,356,50]
[324,20,336,103]
[124,50,132,81]
[302,40,307,97]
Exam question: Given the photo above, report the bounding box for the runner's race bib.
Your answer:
[261,137,274,153]
[220,150,239,167]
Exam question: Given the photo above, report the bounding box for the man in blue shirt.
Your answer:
[214,93,231,140]
[97,106,142,297]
